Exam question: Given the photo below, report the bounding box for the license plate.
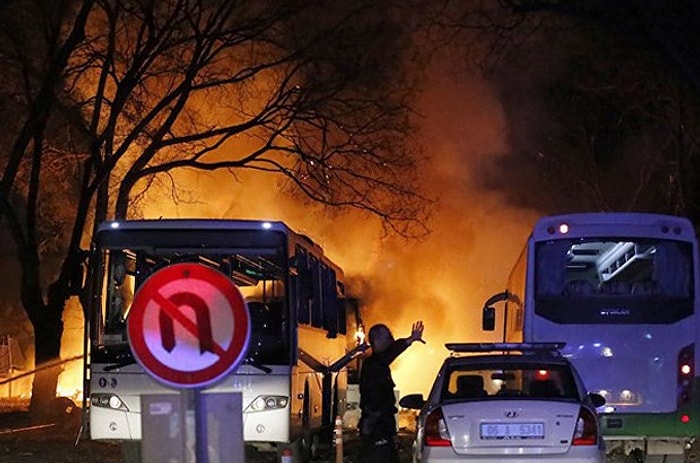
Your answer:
[480,422,545,440]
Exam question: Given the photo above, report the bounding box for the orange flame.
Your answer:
[48,66,539,401]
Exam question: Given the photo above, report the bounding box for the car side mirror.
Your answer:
[399,393,425,410]
[589,392,606,408]
[482,306,496,331]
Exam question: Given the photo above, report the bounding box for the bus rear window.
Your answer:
[535,239,694,299]
[533,239,694,324]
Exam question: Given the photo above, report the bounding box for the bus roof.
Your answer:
[97,218,291,234]
[532,212,696,242]
[94,219,339,273]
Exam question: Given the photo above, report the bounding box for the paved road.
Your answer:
[245,430,413,463]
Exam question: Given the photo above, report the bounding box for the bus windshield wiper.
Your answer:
[100,348,137,371]
[243,357,272,374]
[103,357,137,371]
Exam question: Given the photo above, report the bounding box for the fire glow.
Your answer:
[129,70,532,397]
[14,65,534,403]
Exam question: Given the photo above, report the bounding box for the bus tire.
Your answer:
[296,382,315,462]
[287,435,312,463]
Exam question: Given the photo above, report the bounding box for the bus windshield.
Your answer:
[534,238,694,324]
[92,229,290,366]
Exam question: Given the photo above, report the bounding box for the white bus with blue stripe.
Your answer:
[482,213,699,463]
[84,219,364,462]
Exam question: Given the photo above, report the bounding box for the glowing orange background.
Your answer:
[55,67,539,400]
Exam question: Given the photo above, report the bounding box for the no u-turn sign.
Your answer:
[127,263,251,388]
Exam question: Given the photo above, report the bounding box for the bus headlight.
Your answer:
[91,393,128,411]
[247,395,288,412]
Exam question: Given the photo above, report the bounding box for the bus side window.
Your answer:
[310,257,322,328]
[135,253,157,288]
[655,242,691,297]
[105,251,132,335]
[295,248,311,325]
[536,241,569,296]
[337,281,347,335]
[321,267,339,337]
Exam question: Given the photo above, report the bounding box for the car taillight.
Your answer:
[572,406,598,446]
[423,408,451,447]
[678,344,694,408]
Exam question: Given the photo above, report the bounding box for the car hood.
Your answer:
[440,399,583,455]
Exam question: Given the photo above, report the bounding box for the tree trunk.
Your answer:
[27,297,65,420]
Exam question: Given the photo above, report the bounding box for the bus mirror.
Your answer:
[69,262,85,295]
[482,306,496,331]
[69,250,89,295]
[589,392,606,408]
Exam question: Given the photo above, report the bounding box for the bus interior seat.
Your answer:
[455,375,487,398]
[562,280,595,296]
[599,280,631,295]
[529,379,561,398]
[631,279,662,296]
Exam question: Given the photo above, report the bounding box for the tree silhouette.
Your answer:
[0,0,430,416]
[427,0,700,219]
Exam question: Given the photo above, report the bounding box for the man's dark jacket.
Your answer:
[358,338,410,439]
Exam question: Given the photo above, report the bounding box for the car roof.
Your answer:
[442,342,571,366]
[445,342,566,353]
[443,354,571,367]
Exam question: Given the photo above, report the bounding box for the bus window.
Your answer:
[295,248,311,324]
[103,250,134,340]
[247,300,288,364]
[535,239,693,299]
[533,237,695,324]
[534,241,570,296]
[321,266,339,337]
[337,281,347,335]
[310,257,322,328]
[655,241,692,297]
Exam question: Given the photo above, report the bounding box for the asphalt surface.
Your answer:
[0,401,409,463]
[1,400,699,463]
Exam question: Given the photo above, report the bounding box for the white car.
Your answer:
[399,343,606,463]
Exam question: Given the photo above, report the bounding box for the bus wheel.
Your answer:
[296,382,314,462]
[284,435,313,463]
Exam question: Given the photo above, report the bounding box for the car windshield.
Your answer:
[441,361,579,401]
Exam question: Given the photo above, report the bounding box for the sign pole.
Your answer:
[127,263,251,463]
[180,390,190,462]
[194,387,208,463]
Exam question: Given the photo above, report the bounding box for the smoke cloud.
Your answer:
[129,64,541,395]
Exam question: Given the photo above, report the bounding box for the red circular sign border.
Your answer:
[127,263,251,388]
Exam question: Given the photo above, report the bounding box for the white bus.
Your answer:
[482,213,699,463]
[84,219,363,461]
